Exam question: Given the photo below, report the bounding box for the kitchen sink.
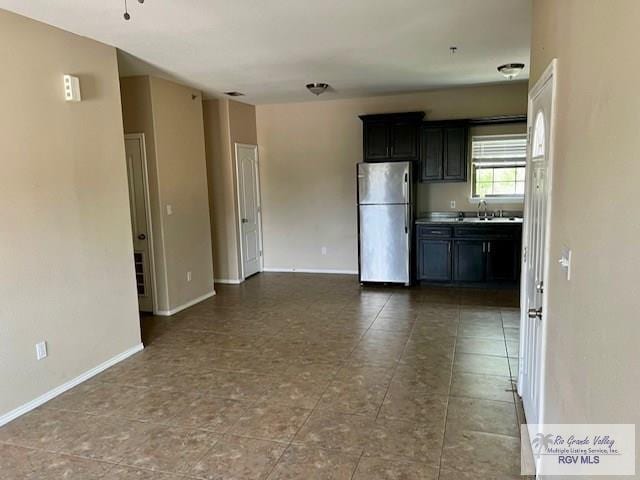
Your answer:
[461,217,521,223]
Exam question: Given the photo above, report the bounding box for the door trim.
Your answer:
[518,59,558,430]
[124,133,158,314]
[234,143,264,281]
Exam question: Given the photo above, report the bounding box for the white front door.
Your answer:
[125,135,154,312]
[236,144,262,279]
[519,62,556,426]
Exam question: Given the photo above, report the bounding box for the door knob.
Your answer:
[528,307,542,319]
[536,282,544,293]
[137,233,146,240]
[241,218,248,224]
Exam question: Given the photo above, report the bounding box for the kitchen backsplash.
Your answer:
[416,181,524,213]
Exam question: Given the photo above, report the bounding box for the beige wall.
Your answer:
[120,76,168,309]
[203,99,257,282]
[121,76,214,311]
[256,83,527,272]
[203,99,235,282]
[0,10,141,417]
[531,0,640,461]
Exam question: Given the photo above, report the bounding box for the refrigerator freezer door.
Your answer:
[358,162,410,205]
[359,204,410,283]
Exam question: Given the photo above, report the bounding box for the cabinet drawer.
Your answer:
[417,225,452,238]
[454,226,518,238]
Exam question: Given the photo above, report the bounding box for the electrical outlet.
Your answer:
[166,204,173,216]
[187,271,192,282]
[35,341,47,360]
[450,200,456,209]
[321,247,327,256]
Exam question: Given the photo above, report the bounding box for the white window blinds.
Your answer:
[472,134,527,166]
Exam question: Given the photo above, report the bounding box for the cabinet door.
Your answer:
[363,122,390,162]
[486,239,518,282]
[443,126,467,181]
[420,127,444,181]
[390,121,418,160]
[454,240,485,282]
[418,239,452,281]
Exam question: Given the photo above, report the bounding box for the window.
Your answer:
[532,111,545,157]
[471,134,527,199]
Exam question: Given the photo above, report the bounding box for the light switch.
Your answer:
[450,200,456,209]
[35,341,47,360]
[166,204,173,216]
[558,246,572,280]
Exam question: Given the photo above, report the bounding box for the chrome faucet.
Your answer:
[477,200,488,219]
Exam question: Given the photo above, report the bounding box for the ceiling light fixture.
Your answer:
[497,63,525,80]
[306,83,329,96]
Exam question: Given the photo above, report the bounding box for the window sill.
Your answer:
[468,196,524,204]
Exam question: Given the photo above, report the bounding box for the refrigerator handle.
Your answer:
[404,204,409,234]
[403,172,408,202]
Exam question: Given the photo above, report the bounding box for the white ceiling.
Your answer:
[0,0,531,104]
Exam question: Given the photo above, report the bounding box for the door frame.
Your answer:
[518,59,558,429]
[124,133,158,314]
[234,143,264,281]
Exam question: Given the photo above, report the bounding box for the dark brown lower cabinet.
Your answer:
[416,224,521,285]
[418,238,452,281]
[486,239,519,281]
[454,240,485,282]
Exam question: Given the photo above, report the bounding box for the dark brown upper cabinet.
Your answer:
[421,127,444,181]
[419,122,469,182]
[360,112,424,162]
[363,120,390,161]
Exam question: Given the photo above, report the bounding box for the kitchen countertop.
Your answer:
[416,216,523,225]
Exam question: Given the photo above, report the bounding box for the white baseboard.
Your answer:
[0,343,144,427]
[214,278,242,284]
[155,290,216,316]
[263,267,358,275]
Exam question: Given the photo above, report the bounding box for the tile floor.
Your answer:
[0,273,528,479]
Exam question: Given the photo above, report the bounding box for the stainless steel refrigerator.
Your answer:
[357,161,412,285]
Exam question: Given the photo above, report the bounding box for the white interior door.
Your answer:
[236,144,262,279]
[519,62,555,426]
[125,135,154,312]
